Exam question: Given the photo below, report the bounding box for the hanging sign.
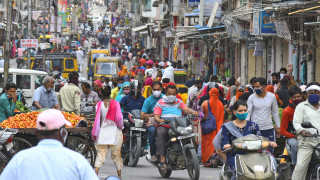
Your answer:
[274,20,291,40]
[21,39,38,48]
[251,11,276,35]
[189,0,200,7]
[49,36,61,44]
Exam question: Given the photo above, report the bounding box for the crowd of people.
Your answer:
[1,54,320,180]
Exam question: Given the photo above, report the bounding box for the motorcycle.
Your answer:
[219,134,276,180]
[121,110,148,167]
[0,128,19,173]
[146,115,200,180]
[300,121,320,180]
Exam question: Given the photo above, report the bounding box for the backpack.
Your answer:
[201,101,217,135]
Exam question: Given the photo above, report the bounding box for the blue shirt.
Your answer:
[0,139,99,180]
[32,86,59,110]
[141,94,163,114]
[120,95,145,113]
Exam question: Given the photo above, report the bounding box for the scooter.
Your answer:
[121,110,148,167]
[300,121,320,180]
[146,115,200,180]
[0,128,19,173]
[219,134,276,180]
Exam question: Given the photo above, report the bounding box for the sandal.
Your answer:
[160,162,167,171]
[151,156,158,163]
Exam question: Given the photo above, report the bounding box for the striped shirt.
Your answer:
[154,98,187,119]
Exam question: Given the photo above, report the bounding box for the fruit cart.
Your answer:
[1,111,97,167]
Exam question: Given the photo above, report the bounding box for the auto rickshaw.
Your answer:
[88,49,110,78]
[93,57,120,80]
[174,69,188,104]
[25,53,78,79]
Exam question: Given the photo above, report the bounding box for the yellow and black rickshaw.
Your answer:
[174,69,188,104]
[25,53,78,79]
[93,57,120,81]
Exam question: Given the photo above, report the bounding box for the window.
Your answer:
[65,59,74,69]
[52,60,62,71]
[34,75,45,89]
[144,0,152,11]
[96,62,117,75]
[0,74,13,90]
[16,75,31,89]
[174,75,187,85]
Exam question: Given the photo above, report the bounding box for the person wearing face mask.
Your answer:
[229,85,245,107]
[221,100,277,174]
[154,85,199,170]
[0,109,99,180]
[280,67,288,79]
[111,78,124,100]
[292,83,320,180]
[185,74,195,88]
[246,77,280,153]
[115,82,130,102]
[280,86,303,170]
[141,82,163,163]
[187,80,203,106]
[32,76,61,111]
[0,83,18,122]
[80,82,99,114]
[58,72,81,115]
[119,80,145,114]
[93,79,103,99]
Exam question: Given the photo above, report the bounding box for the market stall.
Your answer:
[0,111,97,167]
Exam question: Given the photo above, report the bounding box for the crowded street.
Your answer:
[0,0,320,180]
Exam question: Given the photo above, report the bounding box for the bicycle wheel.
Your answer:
[67,135,91,165]
[12,137,33,152]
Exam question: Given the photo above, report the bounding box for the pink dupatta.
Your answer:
[91,100,124,141]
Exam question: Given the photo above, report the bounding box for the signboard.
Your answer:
[21,39,38,48]
[260,11,276,34]
[251,11,276,35]
[189,0,200,7]
[274,20,291,40]
[63,27,70,35]
[40,43,51,50]
[49,36,61,44]
[203,0,222,17]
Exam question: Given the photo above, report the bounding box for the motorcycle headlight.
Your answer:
[177,126,193,135]
[134,119,144,128]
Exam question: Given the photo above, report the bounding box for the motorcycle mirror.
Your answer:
[301,121,314,128]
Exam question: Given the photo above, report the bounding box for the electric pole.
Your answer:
[42,1,47,71]
[54,0,58,52]
[27,0,32,69]
[4,0,13,86]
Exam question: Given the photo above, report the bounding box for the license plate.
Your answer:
[178,133,195,140]
[6,143,13,151]
[130,127,146,132]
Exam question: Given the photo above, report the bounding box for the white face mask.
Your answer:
[47,87,53,92]
[163,95,176,103]
[60,128,68,144]
[153,91,161,98]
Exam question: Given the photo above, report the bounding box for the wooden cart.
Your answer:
[12,127,97,167]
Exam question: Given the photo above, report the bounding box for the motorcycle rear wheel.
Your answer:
[0,148,13,174]
[186,148,200,180]
[307,163,320,180]
[128,134,141,167]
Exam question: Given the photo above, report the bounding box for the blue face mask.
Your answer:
[255,88,262,94]
[236,112,248,121]
[308,94,320,105]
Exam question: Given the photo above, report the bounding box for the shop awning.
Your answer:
[198,25,225,31]
[132,25,147,32]
[185,13,199,17]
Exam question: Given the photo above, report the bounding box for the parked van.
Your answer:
[0,68,48,106]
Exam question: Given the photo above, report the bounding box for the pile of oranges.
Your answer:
[0,111,84,128]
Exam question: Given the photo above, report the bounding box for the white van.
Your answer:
[0,68,48,106]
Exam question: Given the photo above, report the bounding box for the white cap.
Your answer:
[306,85,320,92]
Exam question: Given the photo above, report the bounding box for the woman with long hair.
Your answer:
[91,86,124,178]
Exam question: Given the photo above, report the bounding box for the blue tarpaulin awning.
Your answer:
[198,25,225,31]
[184,13,199,17]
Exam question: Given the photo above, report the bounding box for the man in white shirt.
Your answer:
[76,48,84,72]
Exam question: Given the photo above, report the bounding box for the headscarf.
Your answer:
[144,77,153,87]
[120,67,130,77]
[230,85,237,99]
[201,88,224,164]
[93,79,103,88]
[115,82,130,102]
[235,85,246,100]
[198,85,208,100]
[265,85,274,93]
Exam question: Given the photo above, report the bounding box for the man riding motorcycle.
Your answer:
[141,81,163,163]
[154,84,199,170]
[119,80,145,115]
[292,83,320,180]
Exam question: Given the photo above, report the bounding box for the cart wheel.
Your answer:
[88,139,97,167]
[12,137,33,152]
[66,135,93,165]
